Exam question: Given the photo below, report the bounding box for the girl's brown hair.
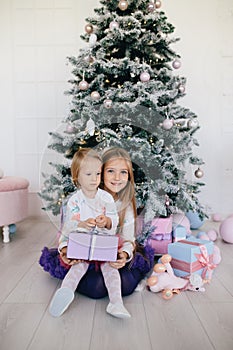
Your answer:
[101,147,137,232]
[71,148,102,187]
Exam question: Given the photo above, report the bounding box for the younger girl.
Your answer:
[49,148,131,318]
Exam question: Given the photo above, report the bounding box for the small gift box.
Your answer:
[172,225,187,242]
[168,237,215,279]
[67,232,119,262]
[148,233,172,255]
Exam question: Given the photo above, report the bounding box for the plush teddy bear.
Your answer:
[147,254,206,299]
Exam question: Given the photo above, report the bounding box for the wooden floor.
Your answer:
[0,217,233,350]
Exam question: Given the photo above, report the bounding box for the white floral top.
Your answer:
[59,188,118,251]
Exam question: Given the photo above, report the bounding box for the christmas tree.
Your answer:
[40,0,205,222]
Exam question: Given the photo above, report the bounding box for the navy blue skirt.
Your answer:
[39,245,154,299]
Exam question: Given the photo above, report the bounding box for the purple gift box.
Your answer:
[67,232,119,262]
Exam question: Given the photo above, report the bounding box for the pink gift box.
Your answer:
[150,216,172,234]
[148,233,172,255]
[67,232,119,262]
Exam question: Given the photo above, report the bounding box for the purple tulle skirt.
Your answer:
[39,245,154,298]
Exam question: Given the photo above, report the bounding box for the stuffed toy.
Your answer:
[147,254,206,299]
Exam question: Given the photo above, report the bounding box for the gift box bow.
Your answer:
[194,244,217,279]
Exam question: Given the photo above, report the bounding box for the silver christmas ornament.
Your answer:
[188,119,199,129]
[195,168,204,178]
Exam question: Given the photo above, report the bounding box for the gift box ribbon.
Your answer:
[171,240,216,279]
[194,244,216,279]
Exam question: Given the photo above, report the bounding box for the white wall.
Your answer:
[0,0,232,218]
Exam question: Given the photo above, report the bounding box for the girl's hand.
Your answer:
[60,247,84,266]
[78,218,96,230]
[109,251,128,269]
[96,215,112,229]
[95,215,107,228]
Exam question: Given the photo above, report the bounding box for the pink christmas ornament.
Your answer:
[118,0,128,11]
[162,119,173,130]
[140,72,150,82]
[109,21,119,30]
[220,216,233,243]
[172,59,181,69]
[147,2,155,12]
[85,24,93,34]
[91,91,100,100]
[79,80,89,91]
[104,99,113,109]
[155,0,162,9]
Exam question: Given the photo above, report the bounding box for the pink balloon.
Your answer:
[212,213,222,222]
[219,217,233,244]
[207,229,218,241]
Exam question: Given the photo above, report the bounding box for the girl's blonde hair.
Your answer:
[71,148,102,187]
[101,147,137,231]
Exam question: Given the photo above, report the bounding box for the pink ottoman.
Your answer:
[0,176,29,243]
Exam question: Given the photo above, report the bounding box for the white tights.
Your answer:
[61,262,123,304]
